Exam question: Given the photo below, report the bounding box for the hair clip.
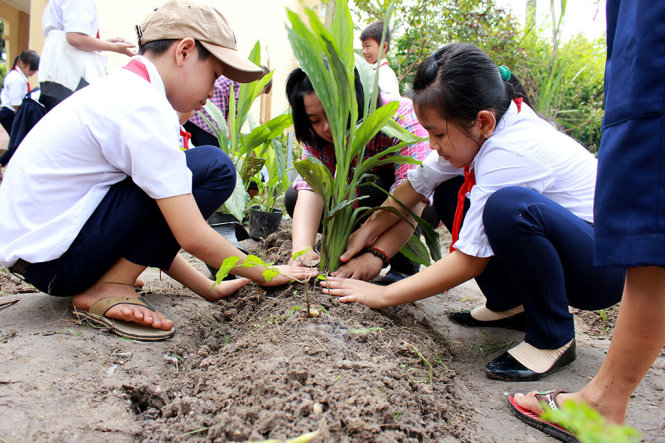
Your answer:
[498,65,511,82]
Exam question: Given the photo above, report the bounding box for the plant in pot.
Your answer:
[247,133,291,240]
[286,0,441,273]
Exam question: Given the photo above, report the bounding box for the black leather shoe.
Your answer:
[484,340,576,382]
[448,310,527,331]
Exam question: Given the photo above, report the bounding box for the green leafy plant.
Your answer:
[201,41,291,221]
[248,133,291,212]
[542,399,640,443]
[286,0,438,272]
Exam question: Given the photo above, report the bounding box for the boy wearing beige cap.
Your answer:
[0,0,315,341]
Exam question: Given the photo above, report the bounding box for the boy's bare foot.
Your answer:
[72,282,174,331]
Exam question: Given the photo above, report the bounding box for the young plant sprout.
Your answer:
[214,249,326,318]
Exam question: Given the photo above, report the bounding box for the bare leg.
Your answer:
[165,253,251,302]
[71,257,174,330]
[514,266,665,424]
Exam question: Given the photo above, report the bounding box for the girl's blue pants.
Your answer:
[434,178,625,349]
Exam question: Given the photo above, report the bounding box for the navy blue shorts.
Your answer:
[21,145,236,296]
[594,0,665,267]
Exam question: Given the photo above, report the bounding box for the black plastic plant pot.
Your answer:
[206,213,250,279]
[248,206,283,240]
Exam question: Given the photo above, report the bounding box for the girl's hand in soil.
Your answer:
[204,278,252,302]
[331,252,383,281]
[321,276,388,309]
[262,265,318,286]
[289,249,320,267]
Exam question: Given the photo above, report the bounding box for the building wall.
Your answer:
[0,1,29,67]
[26,0,326,121]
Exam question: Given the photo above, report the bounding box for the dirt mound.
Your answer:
[136,232,477,441]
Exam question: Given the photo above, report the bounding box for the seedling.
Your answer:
[213,250,324,318]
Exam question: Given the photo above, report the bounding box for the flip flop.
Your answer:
[508,390,579,443]
[73,295,175,341]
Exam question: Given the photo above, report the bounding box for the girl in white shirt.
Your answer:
[321,43,625,382]
[0,50,39,135]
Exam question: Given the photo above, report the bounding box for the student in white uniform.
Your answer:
[38,0,135,111]
[0,50,39,135]
[321,43,625,381]
[0,0,315,341]
[360,21,400,100]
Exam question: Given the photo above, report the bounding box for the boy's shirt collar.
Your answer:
[127,55,166,98]
[373,58,390,70]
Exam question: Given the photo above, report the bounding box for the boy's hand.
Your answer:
[205,278,251,302]
[321,276,389,309]
[331,253,382,281]
[260,265,318,286]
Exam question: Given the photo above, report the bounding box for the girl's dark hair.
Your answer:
[12,50,40,71]
[286,66,380,147]
[138,39,210,60]
[412,43,530,130]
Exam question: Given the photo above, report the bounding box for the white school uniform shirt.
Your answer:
[39,0,106,92]
[0,56,191,267]
[375,58,400,100]
[0,68,29,111]
[408,101,597,258]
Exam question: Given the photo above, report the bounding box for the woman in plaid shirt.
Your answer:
[284,67,436,281]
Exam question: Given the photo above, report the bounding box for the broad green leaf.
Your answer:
[222,169,249,222]
[293,158,333,202]
[262,267,280,282]
[214,256,241,285]
[399,233,431,266]
[350,101,399,159]
[330,0,355,69]
[241,156,266,185]
[243,125,271,152]
[381,118,426,144]
[242,254,269,268]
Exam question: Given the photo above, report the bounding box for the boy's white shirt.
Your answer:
[0,68,29,110]
[408,101,597,257]
[375,58,400,99]
[0,56,190,267]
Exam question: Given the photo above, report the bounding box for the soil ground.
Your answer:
[1,224,664,442]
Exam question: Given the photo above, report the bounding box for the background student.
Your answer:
[0,0,314,342]
[360,21,400,100]
[284,66,437,282]
[0,50,40,173]
[322,43,625,382]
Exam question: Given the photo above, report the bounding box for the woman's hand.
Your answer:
[289,248,320,267]
[260,265,318,286]
[339,225,375,264]
[331,253,383,281]
[321,276,389,309]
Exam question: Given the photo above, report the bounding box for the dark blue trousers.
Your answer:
[22,145,236,296]
[434,181,625,349]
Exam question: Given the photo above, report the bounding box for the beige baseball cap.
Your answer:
[139,0,263,83]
